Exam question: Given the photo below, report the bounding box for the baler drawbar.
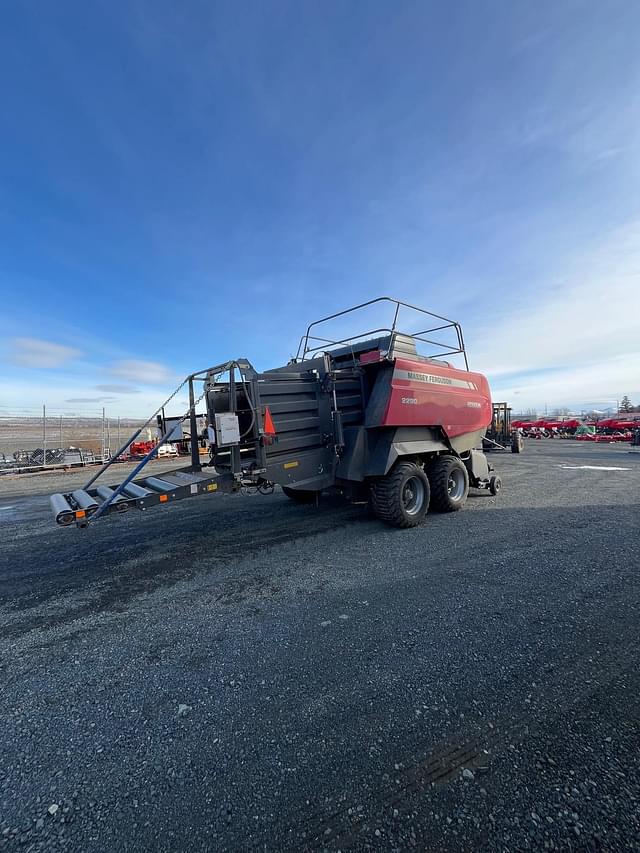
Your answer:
[50,298,502,529]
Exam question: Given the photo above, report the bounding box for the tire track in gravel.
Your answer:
[283,638,640,851]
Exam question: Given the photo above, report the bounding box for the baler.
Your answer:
[49,298,501,530]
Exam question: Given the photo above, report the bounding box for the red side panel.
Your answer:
[381,358,492,438]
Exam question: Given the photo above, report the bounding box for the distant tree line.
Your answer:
[513,396,639,420]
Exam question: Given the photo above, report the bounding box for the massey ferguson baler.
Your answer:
[49,298,502,530]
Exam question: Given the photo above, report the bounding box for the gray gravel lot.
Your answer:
[1,441,639,852]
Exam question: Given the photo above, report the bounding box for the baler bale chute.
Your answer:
[49,297,504,530]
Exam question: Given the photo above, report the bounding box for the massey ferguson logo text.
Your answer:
[407,371,453,386]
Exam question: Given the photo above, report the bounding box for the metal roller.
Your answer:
[71,489,99,514]
[144,477,177,493]
[50,493,75,526]
[96,485,129,513]
[122,482,152,498]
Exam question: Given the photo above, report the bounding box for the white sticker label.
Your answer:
[190,484,198,494]
[394,369,477,390]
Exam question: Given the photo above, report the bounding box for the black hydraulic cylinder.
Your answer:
[189,377,200,471]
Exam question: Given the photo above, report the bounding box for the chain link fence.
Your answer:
[0,409,148,472]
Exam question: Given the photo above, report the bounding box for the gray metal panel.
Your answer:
[275,415,321,433]
[258,371,329,463]
[267,433,325,453]
[356,427,449,477]
[160,471,214,485]
[389,333,418,358]
[364,365,394,427]
[267,399,318,415]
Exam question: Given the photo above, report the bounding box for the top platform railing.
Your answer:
[294,297,469,370]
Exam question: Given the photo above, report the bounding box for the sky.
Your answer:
[1,0,639,418]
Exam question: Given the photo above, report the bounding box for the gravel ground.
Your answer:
[0,441,639,852]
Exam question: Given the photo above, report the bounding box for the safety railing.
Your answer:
[295,297,468,369]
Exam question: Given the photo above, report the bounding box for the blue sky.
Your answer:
[1,0,639,416]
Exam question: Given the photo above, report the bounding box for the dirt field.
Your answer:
[0,442,639,852]
[0,417,145,458]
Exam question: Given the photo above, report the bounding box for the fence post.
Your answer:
[59,414,63,448]
[43,404,47,467]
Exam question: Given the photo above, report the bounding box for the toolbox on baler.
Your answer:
[50,298,501,529]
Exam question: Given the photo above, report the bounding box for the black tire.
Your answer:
[370,462,430,528]
[428,456,469,512]
[489,475,502,496]
[282,486,318,504]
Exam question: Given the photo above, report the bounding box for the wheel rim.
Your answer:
[447,468,466,501]
[402,476,425,516]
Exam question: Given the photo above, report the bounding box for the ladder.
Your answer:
[50,359,245,527]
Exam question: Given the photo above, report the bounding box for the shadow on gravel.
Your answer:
[2,490,638,641]
[0,497,373,638]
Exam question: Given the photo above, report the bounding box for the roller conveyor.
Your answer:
[50,466,230,527]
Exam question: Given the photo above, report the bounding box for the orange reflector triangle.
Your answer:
[264,407,276,435]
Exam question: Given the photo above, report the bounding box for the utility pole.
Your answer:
[117,416,121,450]
[43,404,47,467]
[59,414,63,447]
[101,407,105,461]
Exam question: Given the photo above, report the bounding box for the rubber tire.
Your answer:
[282,486,318,504]
[428,456,469,513]
[370,462,430,528]
[489,475,502,496]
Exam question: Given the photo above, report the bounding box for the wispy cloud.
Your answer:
[10,338,82,368]
[95,384,140,394]
[474,220,640,407]
[110,360,173,384]
[66,396,116,403]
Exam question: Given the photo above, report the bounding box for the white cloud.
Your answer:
[491,355,639,410]
[10,338,82,368]
[0,378,173,417]
[95,384,140,394]
[66,396,117,403]
[110,359,173,384]
[469,221,640,407]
